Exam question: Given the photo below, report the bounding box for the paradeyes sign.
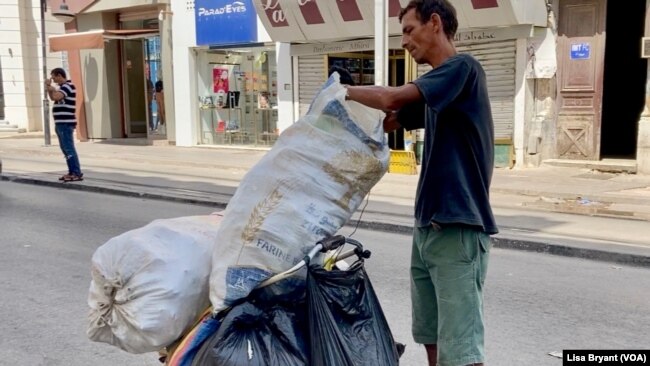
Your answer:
[195,0,258,46]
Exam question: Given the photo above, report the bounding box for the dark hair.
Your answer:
[50,67,67,79]
[399,0,458,40]
[155,80,163,93]
[328,65,356,86]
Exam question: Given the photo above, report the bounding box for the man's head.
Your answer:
[399,0,458,64]
[50,68,67,83]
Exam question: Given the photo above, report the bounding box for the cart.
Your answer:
[163,235,403,366]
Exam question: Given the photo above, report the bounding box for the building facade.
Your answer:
[250,0,547,167]
[44,0,172,142]
[171,0,294,148]
[0,0,65,133]
[522,0,650,174]
[248,0,650,173]
[7,0,650,175]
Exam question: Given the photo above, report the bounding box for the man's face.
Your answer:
[51,74,63,84]
[401,9,436,64]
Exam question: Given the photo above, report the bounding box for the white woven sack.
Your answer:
[209,73,389,311]
[87,213,223,353]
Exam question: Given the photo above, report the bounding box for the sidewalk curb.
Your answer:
[4,173,650,268]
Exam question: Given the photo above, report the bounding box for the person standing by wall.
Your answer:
[344,1,497,365]
[155,80,165,133]
[147,78,156,132]
[46,68,83,182]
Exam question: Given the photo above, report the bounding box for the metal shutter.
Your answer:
[417,40,516,139]
[297,55,327,117]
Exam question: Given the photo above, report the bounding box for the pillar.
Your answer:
[638,0,650,174]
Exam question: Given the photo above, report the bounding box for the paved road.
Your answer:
[1,181,649,365]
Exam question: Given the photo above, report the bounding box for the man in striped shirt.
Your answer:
[46,68,83,182]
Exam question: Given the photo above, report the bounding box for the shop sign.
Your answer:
[471,0,499,9]
[259,0,289,27]
[291,38,374,56]
[570,43,590,60]
[454,24,533,45]
[195,0,258,46]
[259,0,399,27]
[260,0,325,26]
[454,31,497,42]
[336,0,363,22]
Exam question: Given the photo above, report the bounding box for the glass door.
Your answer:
[122,39,147,136]
[145,36,163,136]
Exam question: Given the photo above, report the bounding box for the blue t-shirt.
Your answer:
[398,54,498,234]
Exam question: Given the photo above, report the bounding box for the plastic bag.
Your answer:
[307,261,401,366]
[87,213,222,353]
[191,278,308,366]
[209,72,389,311]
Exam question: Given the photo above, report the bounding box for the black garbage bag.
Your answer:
[307,260,401,366]
[191,278,308,366]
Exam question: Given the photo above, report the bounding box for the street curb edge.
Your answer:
[4,174,649,268]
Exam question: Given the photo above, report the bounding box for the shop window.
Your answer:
[199,49,278,146]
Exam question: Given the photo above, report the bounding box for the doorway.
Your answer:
[599,0,647,158]
[122,39,148,136]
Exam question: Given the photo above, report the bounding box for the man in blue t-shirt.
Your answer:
[345,1,497,365]
[46,68,83,182]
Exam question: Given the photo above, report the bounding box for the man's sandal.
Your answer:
[59,174,72,181]
[63,174,84,182]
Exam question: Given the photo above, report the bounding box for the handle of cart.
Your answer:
[257,235,371,289]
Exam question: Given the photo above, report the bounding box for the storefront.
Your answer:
[193,0,280,147]
[252,0,548,167]
[292,38,410,149]
[47,0,172,142]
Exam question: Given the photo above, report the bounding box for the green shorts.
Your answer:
[411,223,491,366]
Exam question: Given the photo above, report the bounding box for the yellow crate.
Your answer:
[389,150,418,175]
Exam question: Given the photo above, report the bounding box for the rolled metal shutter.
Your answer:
[297,55,327,117]
[416,40,516,139]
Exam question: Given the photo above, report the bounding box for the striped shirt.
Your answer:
[52,80,76,124]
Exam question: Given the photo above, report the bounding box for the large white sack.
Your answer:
[209,73,389,311]
[87,213,223,354]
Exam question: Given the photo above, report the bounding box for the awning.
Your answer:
[251,0,548,43]
[49,29,160,52]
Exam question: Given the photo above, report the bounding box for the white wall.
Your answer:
[514,38,527,167]
[275,42,293,131]
[170,0,198,146]
[0,2,64,130]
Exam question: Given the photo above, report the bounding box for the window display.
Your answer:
[198,48,278,146]
[328,52,375,86]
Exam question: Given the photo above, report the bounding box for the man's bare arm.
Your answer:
[46,85,64,102]
[346,83,422,111]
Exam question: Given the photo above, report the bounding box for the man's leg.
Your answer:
[58,124,82,176]
[411,226,439,366]
[425,344,438,365]
[425,226,490,366]
[54,124,70,175]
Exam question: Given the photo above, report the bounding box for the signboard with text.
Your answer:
[195,0,258,46]
[570,43,591,60]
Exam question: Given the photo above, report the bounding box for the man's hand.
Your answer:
[383,111,401,133]
[45,78,55,94]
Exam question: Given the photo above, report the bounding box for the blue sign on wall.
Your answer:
[570,43,590,60]
[195,0,258,46]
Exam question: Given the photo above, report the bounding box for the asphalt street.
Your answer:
[1,181,649,366]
